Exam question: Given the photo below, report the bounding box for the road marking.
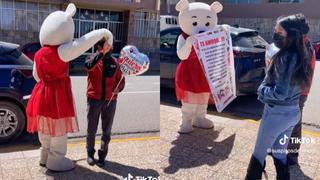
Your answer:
[121,91,159,94]
[245,119,320,137]
[67,136,160,148]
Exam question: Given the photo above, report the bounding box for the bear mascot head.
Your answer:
[38,3,113,63]
[176,0,223,36]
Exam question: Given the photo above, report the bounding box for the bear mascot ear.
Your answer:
[175,0,189,12]
[211,1,223,13]
[65,3,76,18]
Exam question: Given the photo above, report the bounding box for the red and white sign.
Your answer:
[194,26,236,112]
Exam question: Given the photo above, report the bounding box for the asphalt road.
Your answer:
[160,61,320,132]
[70,75,160,138]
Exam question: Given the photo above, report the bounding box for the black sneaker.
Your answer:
[97,150,106,167]
[86,150,96,166]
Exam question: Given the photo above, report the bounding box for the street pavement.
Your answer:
[70,75,160,138]
[159,105,320,180]
[1,105,318,180]
[301,61,320,132]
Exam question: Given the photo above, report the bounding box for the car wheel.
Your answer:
[0,101,25,143]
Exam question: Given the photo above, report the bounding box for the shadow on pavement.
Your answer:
[101,161,160,178]
[43,160,159,179]
[164,128,235,174]
[0,131,40,153]
[161,87,264,120]
[44,163,119,180]
[289,164,313,180]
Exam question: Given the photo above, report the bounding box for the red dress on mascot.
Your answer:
[26,46,79,137]
[175,32,211,104]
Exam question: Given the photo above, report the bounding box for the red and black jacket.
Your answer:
[85,52,125,101]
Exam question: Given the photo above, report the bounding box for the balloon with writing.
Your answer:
[118,45,150,76]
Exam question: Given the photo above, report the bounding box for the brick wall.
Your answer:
[219,18,320,43]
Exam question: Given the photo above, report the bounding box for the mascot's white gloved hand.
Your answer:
[39,3,114,62]
[58,28,113,62]
[221,24,230,33]
[176,35,195,60]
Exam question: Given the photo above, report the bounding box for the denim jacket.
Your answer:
[258,51,301,106]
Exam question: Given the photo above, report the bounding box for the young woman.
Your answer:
[245,14,313,180]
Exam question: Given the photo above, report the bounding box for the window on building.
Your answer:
[73,9,125,54]
[225,0,261,4]
[269,0,304,3]
[14,1,26,31]
[165,0,195,4]
[133,11,160,39]
[27,2,39,32]
[0,0,60,32]
[1,0,15,30]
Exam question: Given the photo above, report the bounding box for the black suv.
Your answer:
[0,42,36,143]
[160,26,268,95]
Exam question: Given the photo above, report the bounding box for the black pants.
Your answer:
[86,98,117,153]
[287,95,308,162]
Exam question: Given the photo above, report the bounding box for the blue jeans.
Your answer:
[253,104,300,166]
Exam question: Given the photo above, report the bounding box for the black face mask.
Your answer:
[273,33,286,49]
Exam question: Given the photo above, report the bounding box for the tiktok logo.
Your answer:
[279,134,289,145]
[124,173,134,180]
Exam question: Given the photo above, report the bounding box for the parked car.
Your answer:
[0,41,36,142]
[160,15,179,31]
[160,26,268,95]
[20,41,82,71]
[313,41,320,59]
[20,42,41,61]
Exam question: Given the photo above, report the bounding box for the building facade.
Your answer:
[160,0,320,42]
[0,0,160,69]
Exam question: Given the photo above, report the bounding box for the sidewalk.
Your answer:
[0,133,160,180]
[160,105,320,180]
[0,105,319,180]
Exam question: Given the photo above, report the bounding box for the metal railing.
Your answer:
[133,11,160,38]
[73,19,124,54]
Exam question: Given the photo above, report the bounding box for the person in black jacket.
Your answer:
[85,39,125,167]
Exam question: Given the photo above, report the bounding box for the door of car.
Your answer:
[0,49,35,97]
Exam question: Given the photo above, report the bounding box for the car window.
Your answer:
[28,43,41,52]
[0,49,33,66]
[233,34,267,49]
[160,30,181,50]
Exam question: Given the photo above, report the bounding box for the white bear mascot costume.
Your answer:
[26,3,113,171]
[175,0,225,133]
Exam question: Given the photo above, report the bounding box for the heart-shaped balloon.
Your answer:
[118,45,150,76]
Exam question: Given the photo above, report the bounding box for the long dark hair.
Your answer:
[269,14,313,87]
